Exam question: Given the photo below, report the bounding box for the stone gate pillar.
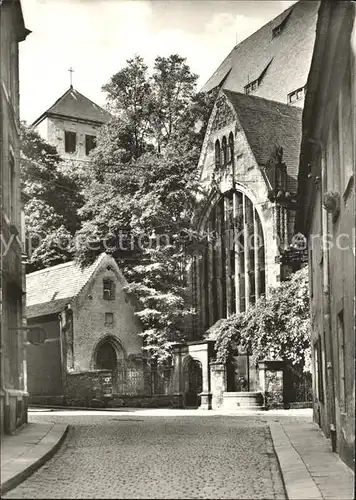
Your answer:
[171,343,187,408]
[210,362,226,409]
[258,360,286,409]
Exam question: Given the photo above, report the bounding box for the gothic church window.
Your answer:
[215,140,221,168]
[228,133,234,165]
[222,136,227,165]
[198,190,266,330]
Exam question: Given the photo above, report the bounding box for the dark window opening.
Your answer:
[103,279,116,300]
[85,134,96,156]
[228,133,234,165]
[287,86,306,104]
[65,131,77,153]
[215,140,221,168]
[245,78,260,95]
[245,60,273,95]
[222,136,227,166]
[272,10,293,38]
[105,312,114,325]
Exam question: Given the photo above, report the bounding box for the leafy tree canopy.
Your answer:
[20,124,83,272]
[209,267,311,371]
[75,54,217,362]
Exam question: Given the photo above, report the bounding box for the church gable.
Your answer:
[199,92,270,202]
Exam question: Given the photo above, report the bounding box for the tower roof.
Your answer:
[32,86,111,127]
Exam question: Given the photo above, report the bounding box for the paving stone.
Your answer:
[3,413,286,499]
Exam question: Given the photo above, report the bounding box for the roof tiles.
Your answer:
[33,87,111,126]
[202,1,319,106]
[223,90,302,189]
[26,254,106,318]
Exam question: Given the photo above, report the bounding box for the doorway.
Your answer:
[184,357,203,407]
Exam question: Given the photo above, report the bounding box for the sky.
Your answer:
[20,0,297,124]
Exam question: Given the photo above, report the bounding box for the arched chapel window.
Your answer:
[198,190,266,331]
[215,140,221,168]
[228,132,234,165]
[222,136,227,166]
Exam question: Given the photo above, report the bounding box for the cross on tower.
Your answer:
[68,67,74,88]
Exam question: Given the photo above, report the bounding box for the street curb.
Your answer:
[1,423,69,495]
[269,422,323,500]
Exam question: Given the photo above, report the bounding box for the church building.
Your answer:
[32,85,111,162]
[171,0,319,410]
[202,0,319,107]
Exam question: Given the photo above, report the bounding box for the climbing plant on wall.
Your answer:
[209,267,311,371]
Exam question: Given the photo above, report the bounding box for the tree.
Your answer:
[76,54,216,363]
[102,55,152,160]
[20,124,83,272]
[209,267,311,371]
[149,54,198,152]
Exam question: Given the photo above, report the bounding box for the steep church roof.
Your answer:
[202,1,319,105]
[32,86,111,127]
[223,90,302,190]
[26,253,116,318]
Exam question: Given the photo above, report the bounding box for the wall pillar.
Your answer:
[210,362,226,409]
[258,360,286,409]
[171,346,184,397]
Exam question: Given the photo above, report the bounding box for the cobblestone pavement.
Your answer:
[4,411,286,499]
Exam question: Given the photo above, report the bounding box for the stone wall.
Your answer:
[64,370,112,407]
[26,315,63,396]
[107,394,183,409]
[39,116,103,162]
[71,257,143,372]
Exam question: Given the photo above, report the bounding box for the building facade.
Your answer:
[296,0,355,469]
[32,86,111,163]
[202,0,319,108]
[0,0,30,434]
[25,253,150,406]
[176,90,304,409]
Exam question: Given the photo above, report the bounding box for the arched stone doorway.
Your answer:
[183,357,203,407]
[94,337,125,394]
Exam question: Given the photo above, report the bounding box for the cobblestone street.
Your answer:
[4,410,286,499]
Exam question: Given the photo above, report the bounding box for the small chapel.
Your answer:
[26,253,148,406]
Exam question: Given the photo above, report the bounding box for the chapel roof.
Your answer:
[201,0,319,105]
[26,253,108,318]
[32,86,111,127]
[223,89,302,190]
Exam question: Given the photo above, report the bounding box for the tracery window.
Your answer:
[198,190,266,331]
[221,136,227,166]
[215,140,221,168]
[228,132,234,165]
